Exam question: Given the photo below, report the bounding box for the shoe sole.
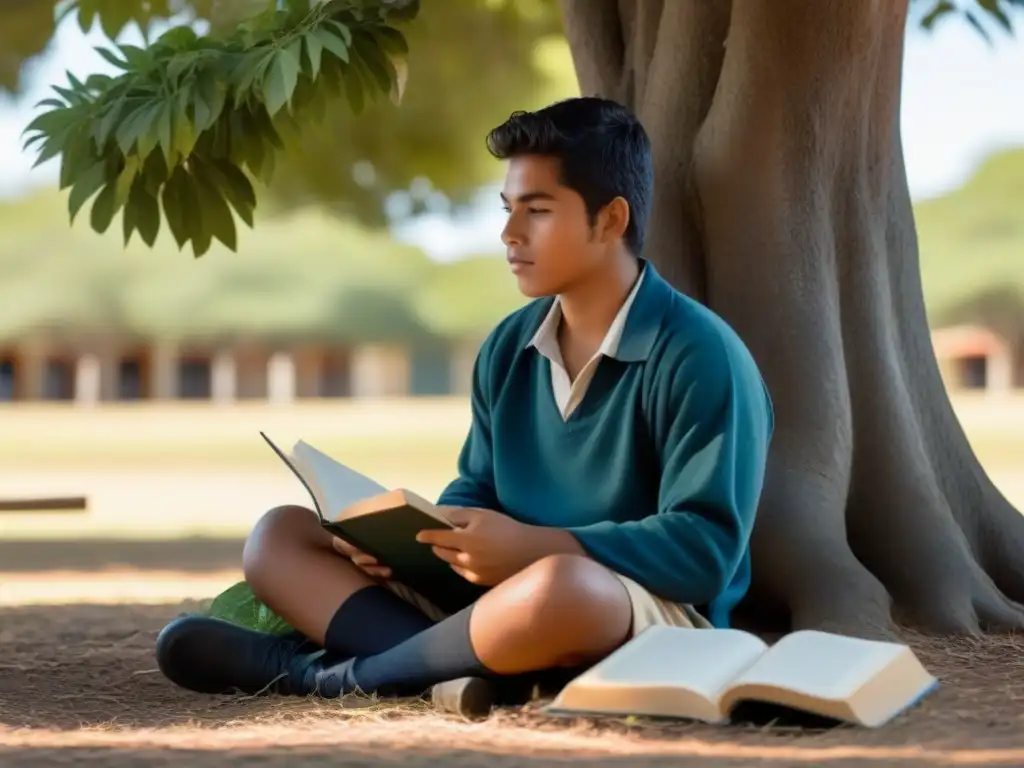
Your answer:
[430,677,498,719]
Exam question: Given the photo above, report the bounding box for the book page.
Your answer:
[260,431,329,519]
[551,626,769,716]
[292,440,389,517]
[726,630,912,703]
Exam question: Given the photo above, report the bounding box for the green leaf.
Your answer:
[142,150,170,197]
[157,102,175,165]
[116,101,161,157]
[167,54,196,85]
[68,161,109,224]
[94,98,126,149]
[121,188,138,245]
[59,129,93,190]
[305,31,324,79]
[77,4,97,34]
[115,154,142,209]
[173,92,197,157]
[343,62,365,114]
[921,0,956,30]
[328,20,354,47]
[161,167,190,249]
[193,73,227,132]
[252,107,285,150]
[374,26,409,56]
[159,25,200,51]
[97,3,132,42]
[206,159,257,227]
[964,10,994,44]
[316,27,350,63]
[23,107,78,138]
[263,44,302,116]
[194,162,238,251]
[95,46,131,71]
[89,182,119,234]
[33,98,68,111]
[207,581,294,635]
[32,137,66,169]
[978,0,1013,33]
[119,44,153,69]
[84,73,115,91]
[130,182,161,247]
[353,36,392,93]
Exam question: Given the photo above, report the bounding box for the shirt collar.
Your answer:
[527,260,662,362]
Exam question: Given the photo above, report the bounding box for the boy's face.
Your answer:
[499,155,606,298]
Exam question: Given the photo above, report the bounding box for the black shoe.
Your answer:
[155,615,326,696]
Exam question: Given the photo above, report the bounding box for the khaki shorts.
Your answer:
[385,570,712,636]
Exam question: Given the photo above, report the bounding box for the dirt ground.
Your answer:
[3,541,1024,767]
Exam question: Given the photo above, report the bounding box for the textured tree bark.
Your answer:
[559,0,1024,637]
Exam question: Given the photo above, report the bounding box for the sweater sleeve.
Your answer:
[436,336,501,511]
[566,335,772,606]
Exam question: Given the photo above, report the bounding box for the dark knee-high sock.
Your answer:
[312,604,493,698]
[323,585,435,657]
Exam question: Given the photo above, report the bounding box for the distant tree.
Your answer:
[13,0,1024,637]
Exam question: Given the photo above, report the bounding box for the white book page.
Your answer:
[568,626,770,705]
[292,440,388,517]
[729,630,909,701]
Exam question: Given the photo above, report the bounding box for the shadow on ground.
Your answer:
[0,538,246,573]
[3,601,1024,766]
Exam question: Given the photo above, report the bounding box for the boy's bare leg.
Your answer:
[241,504,382,645]
[431,554,633,716]
[308,553,634,704]
[469,554,633,673]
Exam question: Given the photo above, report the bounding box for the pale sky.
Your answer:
[1,11,1022,260]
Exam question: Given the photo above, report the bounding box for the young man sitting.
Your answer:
[156,96,774,716]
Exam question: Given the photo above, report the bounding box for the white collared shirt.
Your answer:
[527,266,646,420]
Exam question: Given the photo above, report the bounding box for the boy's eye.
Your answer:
[528,208,551,215]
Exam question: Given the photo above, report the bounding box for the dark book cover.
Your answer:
[325,505,487,614]
[260,431,486,614]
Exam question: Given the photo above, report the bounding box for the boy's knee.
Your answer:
[514,554,625,622]
[242,505,319,585]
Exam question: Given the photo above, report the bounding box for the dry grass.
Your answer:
[2,598,1024,766]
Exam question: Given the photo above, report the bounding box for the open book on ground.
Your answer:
[545,625,938,727]
[261,432,486,613]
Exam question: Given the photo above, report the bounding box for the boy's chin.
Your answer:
[514,275,559,299]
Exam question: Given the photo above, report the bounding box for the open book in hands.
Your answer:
[261,432,486,613]
[545,625,938,727]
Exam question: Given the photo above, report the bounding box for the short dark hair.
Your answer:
[485,97,653,256]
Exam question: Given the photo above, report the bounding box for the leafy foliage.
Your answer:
[207,580,296,635]
[5,1,567,229]
[21,0,418,257]
[918,0,1024,42]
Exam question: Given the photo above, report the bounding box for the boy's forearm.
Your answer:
[523,524,588,562]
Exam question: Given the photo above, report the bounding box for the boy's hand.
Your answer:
[417,506,581,586]
[332,537,392,580]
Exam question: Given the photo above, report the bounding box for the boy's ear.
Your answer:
[595,196,631,244]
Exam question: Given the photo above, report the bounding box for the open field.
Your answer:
[3,393,1024,539]
[3,395,1024,765]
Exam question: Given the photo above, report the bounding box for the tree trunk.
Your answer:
[559,0,1024,638]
